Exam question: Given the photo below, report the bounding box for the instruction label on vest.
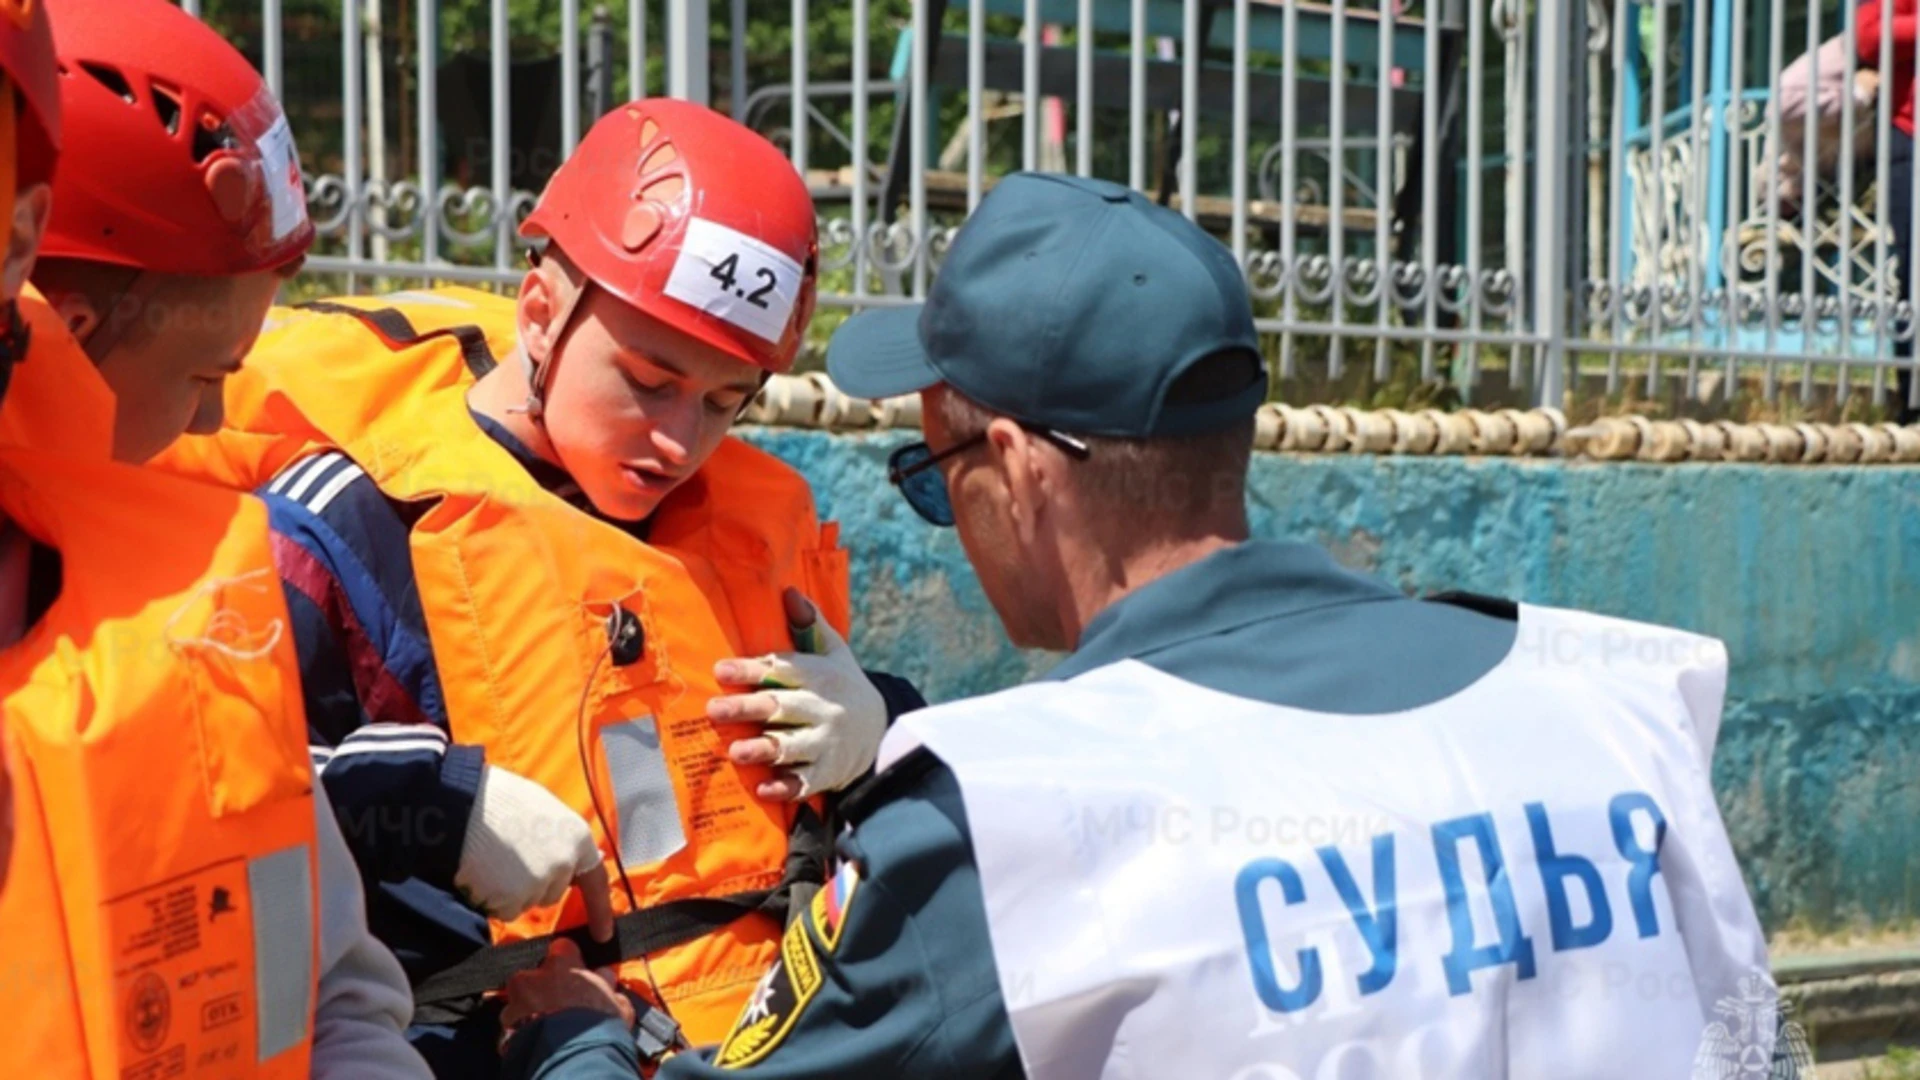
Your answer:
[662,217,803,344]
[665,713,755,842]
[107,858,255,1078]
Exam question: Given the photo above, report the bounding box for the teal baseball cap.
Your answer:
[826,172,1267,437]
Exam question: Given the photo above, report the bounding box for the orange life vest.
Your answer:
[0,296,320,1077]
[0,284,116,457]
[158,287,853,1043]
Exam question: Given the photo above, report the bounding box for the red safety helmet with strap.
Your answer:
[40,0,312,276]
[519,98,819,393]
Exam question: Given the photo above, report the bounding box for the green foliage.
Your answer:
[1863,1045,1920,1080]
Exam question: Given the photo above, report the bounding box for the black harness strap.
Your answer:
[296,300,499,378]
[775,803,831,929]
[411,807,834,1027]
[410,892,768,1024]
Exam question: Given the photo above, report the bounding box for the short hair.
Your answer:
[33,254,306,301]
[31,254,307,356]
[528,240,582,286]
[935,379,1255,522]
[29,257,140,326]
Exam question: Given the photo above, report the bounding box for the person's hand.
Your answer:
[455,765,615,941]
[708,588,886,800]
[501,939,635,1034]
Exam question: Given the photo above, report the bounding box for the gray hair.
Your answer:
[934,387,1255,522]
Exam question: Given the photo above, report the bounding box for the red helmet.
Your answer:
[0,0,60,190]
[520,98,818,374]
[40,0,312,275]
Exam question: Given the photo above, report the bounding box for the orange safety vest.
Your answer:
[0,285,117,457]
[0,294,320,1077]
[159,287,853,1043]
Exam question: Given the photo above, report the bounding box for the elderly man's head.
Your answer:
[920,369,1256,650]
[830,173,1267,651]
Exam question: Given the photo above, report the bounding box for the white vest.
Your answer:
[879,604,1777,1080]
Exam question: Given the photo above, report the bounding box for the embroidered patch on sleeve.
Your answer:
[808,859,861,952]
[713,916,825,1068]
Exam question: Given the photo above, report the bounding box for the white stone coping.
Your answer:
[746,372,1920,465]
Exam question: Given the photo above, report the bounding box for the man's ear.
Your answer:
[49,289,99,342]
[987,417,1048,545]
[516,264,558,365]
[3,183,49,307]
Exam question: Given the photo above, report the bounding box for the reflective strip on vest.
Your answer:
[880,603,1771,1080]
[249,844,316,1061]
[603,717,690,868]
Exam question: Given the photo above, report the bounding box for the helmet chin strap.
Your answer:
[512,249,590,422]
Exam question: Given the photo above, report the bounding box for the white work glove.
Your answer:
[707,588,887,800]
[455,765,615,941]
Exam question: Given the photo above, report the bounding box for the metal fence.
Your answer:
[217,0,1920,414]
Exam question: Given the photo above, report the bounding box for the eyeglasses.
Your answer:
[887,425,1091,526]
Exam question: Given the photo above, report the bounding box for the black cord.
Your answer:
[574,642,677,1021]
[576,646,637,905]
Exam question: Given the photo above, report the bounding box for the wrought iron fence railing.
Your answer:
[201,0,1920,418]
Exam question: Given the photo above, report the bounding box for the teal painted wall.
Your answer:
[743,428,1920,934]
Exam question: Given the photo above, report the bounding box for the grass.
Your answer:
[1862,1046,1920,1080]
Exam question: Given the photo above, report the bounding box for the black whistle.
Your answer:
[606,607,645,666]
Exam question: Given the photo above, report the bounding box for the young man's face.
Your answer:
[90,268,284,463]
[540,286,764,522]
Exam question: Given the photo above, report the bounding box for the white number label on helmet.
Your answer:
[664,217,805,344]
[256,115,308,243]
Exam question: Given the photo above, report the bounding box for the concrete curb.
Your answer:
[1779,950,1920,1061]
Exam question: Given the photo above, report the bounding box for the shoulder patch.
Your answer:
[713,917,825,1068]
[807,859,861,952]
